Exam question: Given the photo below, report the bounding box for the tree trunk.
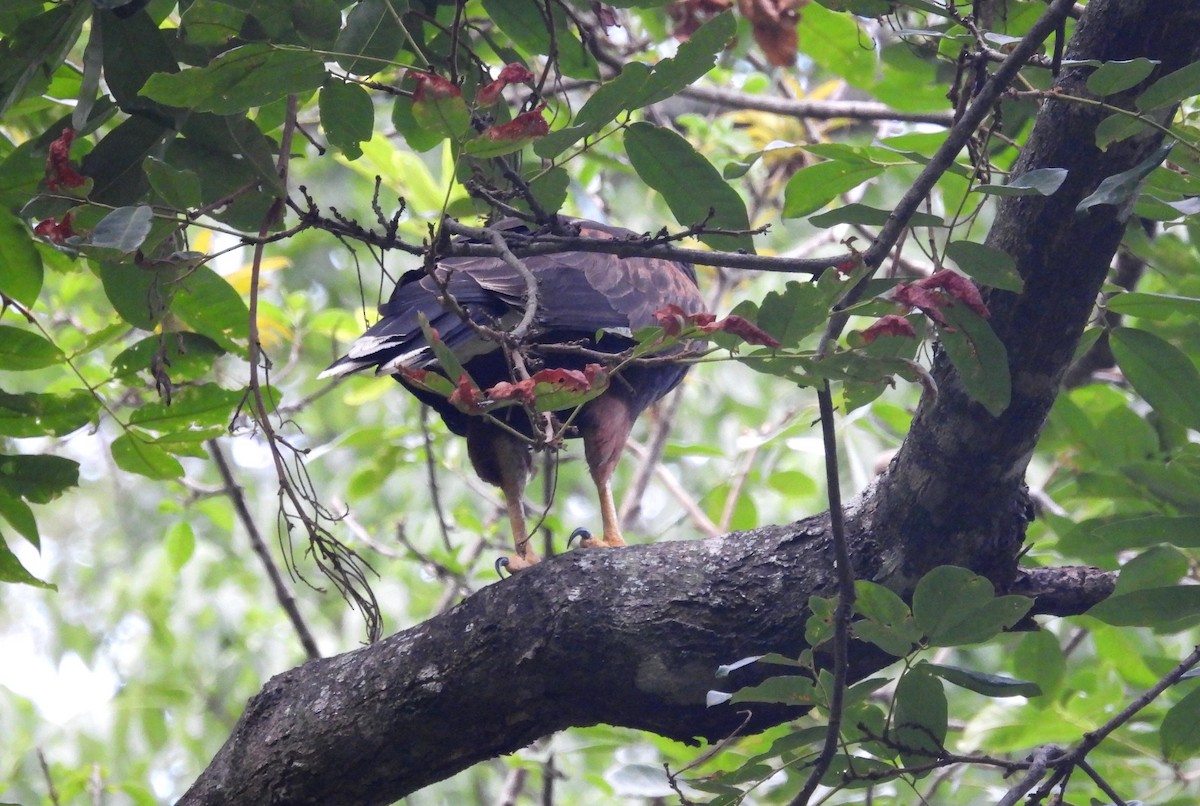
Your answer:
[180,2,1200,803]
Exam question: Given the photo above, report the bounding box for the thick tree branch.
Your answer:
[180,2,1200,803]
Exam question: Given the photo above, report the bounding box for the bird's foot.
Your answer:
[495,548,541,577]
[568,527,626,549]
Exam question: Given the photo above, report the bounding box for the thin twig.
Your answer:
[209,439,321,660]
[997,745,1061,806]
[420,405,455,552]
[37,749,61,806]
[1031,644,1200,802]
[788,379,853,806]
[625,439,722,538]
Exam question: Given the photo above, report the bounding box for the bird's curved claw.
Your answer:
[568,526,605,548]
[496,550,541,577]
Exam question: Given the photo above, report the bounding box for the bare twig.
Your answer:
[1030,644,1200,803]
[37,749,61,806]
[209,439,321,660]
[625,439,721,538]
[788,379,853,806]
[679,85,956,126]
[997,745,1061,806]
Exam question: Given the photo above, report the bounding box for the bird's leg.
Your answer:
[499,457,540,570]
[467,420,539,572]
[579,461,626,548]
[576,395,632,549]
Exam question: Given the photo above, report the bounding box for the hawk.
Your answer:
[320,218,706,570]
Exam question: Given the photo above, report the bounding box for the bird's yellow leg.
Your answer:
[496,439,540,571]
[578,466,626,549]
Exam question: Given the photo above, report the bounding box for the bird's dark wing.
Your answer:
[320,219,705,382]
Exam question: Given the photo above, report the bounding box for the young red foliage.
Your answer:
[480,106,549,141]
[448,373,482,412]
[857,314,917,346]
[476,63,535,106]
[33,213,76,244]
[45,128,86,190]
[412,72,461,102]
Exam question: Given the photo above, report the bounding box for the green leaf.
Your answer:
[411,81,471,142]
[91,204,153,252]
[1076,141,1173,216]
[624,122,753,253]
[1087,58,1157,96]
[141,44,327,115]
[783,160,884,218]
[99,260,178,331]
[111,431,185,480]
[935,304,1011,417]
[944,241,1023,292]
[0,487,38,547]
[924,663,1041,698]
[631,11,736,107]
[735,280,839,349]
[112,333,224,382]
[171,266,250,353]
[129,383,245,431]
[1163,687,1200,762]
[852,580,920,656]
[0,209,42,305]
[81,116,172,207]
[1137,59,1200,112]
[534,64,650,158]
[1106,292,1200,321]
[974,167,1068,197]
[333,0,407,76]
[0,2,89,119]
[0,530,54,589]
[0,453,79,503]
[730,675,820,706]
[526,167,568,216]
[1089,586,1200,628]
[0,389,99,437]
[1013,631,1065,703]
[890,665,946,773]
[1111,327,1200,431]
[320,79,374,160]
[0,326,63,370]
[1113,545,1187,596]
[483,0,598,80]
[808,203,944,228]
[164,521,196,572]
[1090,516,1200,550]
[144,157,202,210]
[1095,112,1151,149]
[912,566,1032,646]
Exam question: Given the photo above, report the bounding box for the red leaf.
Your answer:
[710,314,782,347]
[33,213,76,244]
[738,0,807,67]
[653,303,690,336]
[398,367,429,383]
[45,128,86,190]
[481,105,549,141]
[857,314,917,346]
[487,379,537,403]
[476,63,534,107]
[448,373,482,412]
[412,72,461,102]
[670,0,734,39]
[917,270,990,318]
[529,367,592,392]
[892,282,948,326]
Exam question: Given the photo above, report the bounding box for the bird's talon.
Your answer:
[568,527,592,547]
[495,556,510,578]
